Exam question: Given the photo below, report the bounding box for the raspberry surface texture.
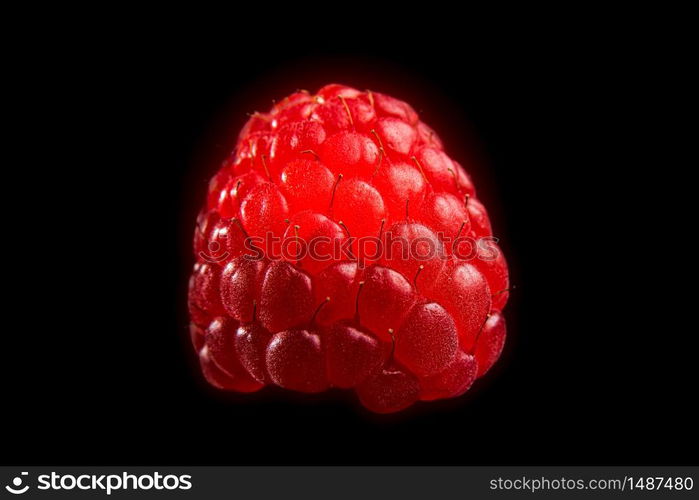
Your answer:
[189,84,509,413]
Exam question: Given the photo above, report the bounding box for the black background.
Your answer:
[3,18,695,465]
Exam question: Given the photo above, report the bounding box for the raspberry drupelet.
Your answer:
[189,84,509,413]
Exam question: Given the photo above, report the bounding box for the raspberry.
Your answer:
[188,84,510,413]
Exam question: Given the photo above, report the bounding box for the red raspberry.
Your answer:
[188,84,509,413]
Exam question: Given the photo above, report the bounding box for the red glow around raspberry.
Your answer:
[188,84,509,413]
